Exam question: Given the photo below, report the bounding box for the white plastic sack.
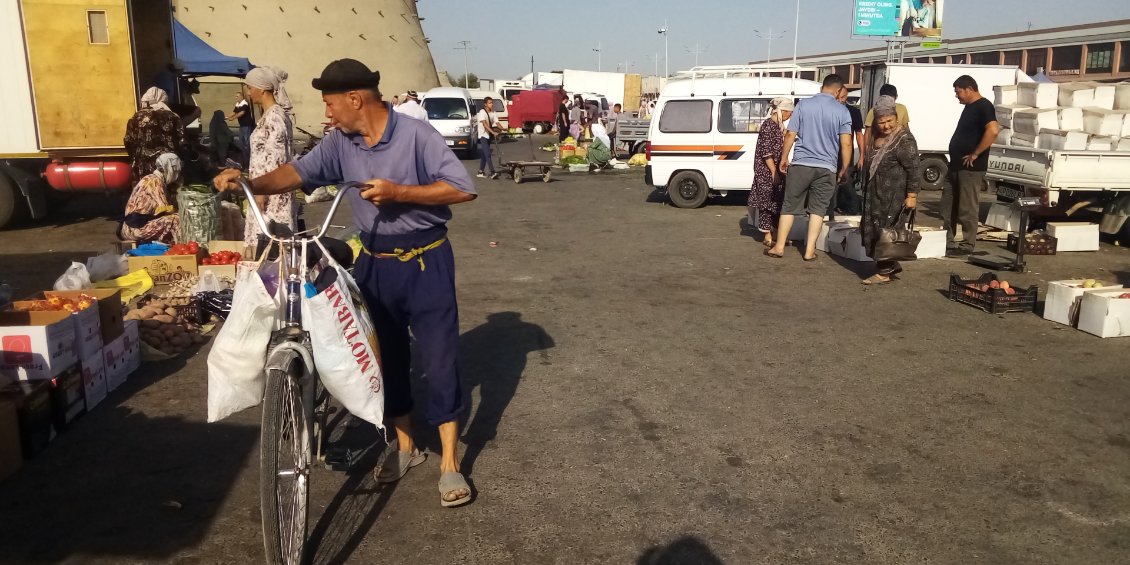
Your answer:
[192,271,225,294]
[85,253,127,283]
[54,262,92,291]
[206,253,283,422]
[301,241,385,429]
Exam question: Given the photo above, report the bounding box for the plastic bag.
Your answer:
[307,186,334,203]
[86,253,127,283]
[177,185,220,244]
[93,269,154,303]
[628,153,648,166]
[219,201,245,242]
[206,249,283,422]
[192,271,224,294]
[54,262,92,291]
[300,240,385,428]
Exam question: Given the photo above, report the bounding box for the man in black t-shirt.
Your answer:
[945,75,1000,255]
[829,86,865,215]
[226,91,255,168]
[556,91,571,142]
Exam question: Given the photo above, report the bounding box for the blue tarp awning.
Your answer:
[173,20,252,77]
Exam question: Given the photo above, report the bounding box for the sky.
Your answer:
[417,0,1130,80]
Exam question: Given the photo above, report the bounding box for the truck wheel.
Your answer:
[919,156,948,191]
[0,172,23,230]
[667,171,709,209]
[532,123,546,135]
[632,141,647,155]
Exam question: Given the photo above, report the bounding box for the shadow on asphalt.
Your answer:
[0,351,258,563]
[307,444,394,565]
[1,252,109,300]
[637,536,725,564]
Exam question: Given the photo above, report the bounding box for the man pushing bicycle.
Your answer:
[214,59,476,508]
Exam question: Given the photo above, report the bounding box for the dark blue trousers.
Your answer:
[354,226,463,426]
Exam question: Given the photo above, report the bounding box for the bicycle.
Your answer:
[235,178,365,565]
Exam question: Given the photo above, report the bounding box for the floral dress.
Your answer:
[747,118,785,233]
[120,173,179,243]
[862,129,920,275]
[124,109,184,182]
[243,104,295,249]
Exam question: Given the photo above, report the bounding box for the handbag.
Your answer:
[873,207,922,262]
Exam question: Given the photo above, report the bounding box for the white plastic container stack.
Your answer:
[1013,108,1059,136]
[1012,132,1037,148]
[1089,83,1116,110]
[1058,83,1095,108]
[994,85,1018,106]
[996,127,1013,145]
[995,104,1028,129]
[1087,136,1115,151]
[1083,108,1126,137]
[1058,107,1084,131]
[1018,82,1059,108]
[1039,129,1088,151]
[1116,84,1130,110]
[1115,137,1130,152]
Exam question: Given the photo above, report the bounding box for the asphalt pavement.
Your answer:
[1,141,1129,564]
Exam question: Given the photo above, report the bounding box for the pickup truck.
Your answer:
[987,144,1130,243]
[615,117,650,155]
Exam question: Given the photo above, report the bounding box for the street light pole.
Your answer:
[593,42,602,72]
[455,40,471,87]
[792,0,800,81]
[658,21,669,77]
[753,28,787,66]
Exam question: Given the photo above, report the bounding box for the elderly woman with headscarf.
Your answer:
[241,66,297,249]
[120,153,182,243]
[587,120,613,172]
[747,97,795,247]
[124,87,185,181]
[860,95,920,285]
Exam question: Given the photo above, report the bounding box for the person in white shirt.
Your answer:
[394,90,428,121]
[475,97,502,179]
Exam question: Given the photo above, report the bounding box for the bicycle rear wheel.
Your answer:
[260,353,311,565]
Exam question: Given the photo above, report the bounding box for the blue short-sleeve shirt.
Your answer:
[787,93,853,173]
[292,104,476,236]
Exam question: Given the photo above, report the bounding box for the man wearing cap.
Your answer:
[394,90,429,122]
[213,59,476,508]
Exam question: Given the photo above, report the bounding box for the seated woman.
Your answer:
[587,121,613,172]
[120,153,182,244]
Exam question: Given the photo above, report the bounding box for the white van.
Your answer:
[646,75,823,208]
[421,87,476,157]
[468,89,509,131]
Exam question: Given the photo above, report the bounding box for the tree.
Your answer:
[453,73,480,89]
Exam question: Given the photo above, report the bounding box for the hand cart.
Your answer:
[493,133,553,184]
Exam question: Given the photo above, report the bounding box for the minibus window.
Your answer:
[658,100,713,134]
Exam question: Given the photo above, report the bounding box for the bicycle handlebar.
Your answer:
[236,178,367,242]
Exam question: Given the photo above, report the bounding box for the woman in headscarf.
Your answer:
[120,153,182,243]
[747,97,794,247]
[124,87,185,181]
[860,95,920,285]
[241,66,296,250]
[208,110,236,166]
[587,120,613,172]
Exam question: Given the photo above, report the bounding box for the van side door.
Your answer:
[712,98,773,191]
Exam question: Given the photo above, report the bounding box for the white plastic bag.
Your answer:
[54,262,92,291]
[301,240,385,428]
[191,271,224,294]
[206,249,283,422]
[85,253,127,283]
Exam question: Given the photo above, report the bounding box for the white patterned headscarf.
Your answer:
[768,96,795,123]
[154,153,182,186]
[245,66,292,110]
[141,87,172,113]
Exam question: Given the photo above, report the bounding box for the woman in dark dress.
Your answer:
[748,97,794,247]
[124,87,185,182]
[861,96,920,285]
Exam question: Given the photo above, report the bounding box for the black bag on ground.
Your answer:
[873,208,922,262]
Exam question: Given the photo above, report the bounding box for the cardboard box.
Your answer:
[0,381,54,458]
[826,225,872,262]
[915,227,948,259]
[121,321,140,378]
[103,338,128,393]
[10,299,100,359]
[127,255,198,286]
[1047,222,1099,252]
[0,398,22,482]
[1043,280,1124,327]
[48,365,84,431]
[1078,289,1130,338]
[80,350,107,411]
[45,289,123,343]
[0,311,78,381]
[984,203,1022,232]
[1017,82,1059,109]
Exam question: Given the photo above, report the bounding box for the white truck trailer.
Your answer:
[858,63,1032,190]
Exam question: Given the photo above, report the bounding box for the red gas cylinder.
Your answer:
[45,161,132,192]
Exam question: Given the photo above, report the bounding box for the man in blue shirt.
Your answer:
[766,74,853,261]
[214,59,476,508]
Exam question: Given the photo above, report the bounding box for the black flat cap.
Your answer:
[311,59,380,92]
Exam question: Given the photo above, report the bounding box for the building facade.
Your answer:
[754,20,1130,87]
[174,0,440,132]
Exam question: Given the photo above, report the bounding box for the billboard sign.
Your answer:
[853,0,944,40]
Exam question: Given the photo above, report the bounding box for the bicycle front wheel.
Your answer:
[260,354,311,565]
